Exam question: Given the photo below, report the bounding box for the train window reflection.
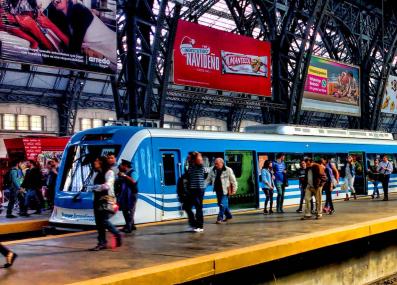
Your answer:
[61,144,120,192]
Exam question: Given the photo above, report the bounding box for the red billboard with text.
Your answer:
[173,20,271,96]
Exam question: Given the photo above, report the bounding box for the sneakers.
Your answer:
[215,220,223,224]
[269,210,274,215]
[89,244,107,251]
[193,228,204,232]
[263,209,268,214]
[296,209,303,213]
[6,214,17,218]
[329,210,335,215]
[315,215,322,220]
[4,252,17,268]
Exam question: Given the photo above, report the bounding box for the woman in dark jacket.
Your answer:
[89,156,121,251]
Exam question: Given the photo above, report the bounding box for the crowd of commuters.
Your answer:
[0,157,59,218]
[0,151,395,266]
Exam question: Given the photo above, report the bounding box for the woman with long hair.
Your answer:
[90,156,121,251]
[261,160,275,214]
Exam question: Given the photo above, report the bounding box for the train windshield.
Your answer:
[61,144,120,192]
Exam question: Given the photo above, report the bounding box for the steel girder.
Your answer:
[58,72,87,136]
[116,0,181,125]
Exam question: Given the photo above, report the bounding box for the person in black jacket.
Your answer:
[0,243,17,268]
[21,160,43,214]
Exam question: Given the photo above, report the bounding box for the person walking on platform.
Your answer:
[21,160,44,214]
[0,243,17,268]
[273,153,287,213]
[378,154,393,201]
[261,160,275,214]
[296,160,310,213]
[6,159,23,218]
[322,157,338,215]
[186,152,206,232]
[205,158,237,223]
[301,158,327,220]
[107,152,118,175]
[343,155,356,201]
[89,157,121,251]
[368,159,380,199]
[117,160,139,233]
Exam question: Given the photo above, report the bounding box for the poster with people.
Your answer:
[381,75,397,115]
[301,55,361,116]
[0,0,116,74]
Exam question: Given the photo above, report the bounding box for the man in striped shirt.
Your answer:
[186,152,206,232]
[377,154,394,201]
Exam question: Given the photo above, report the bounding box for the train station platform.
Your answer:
[2,196,397,285]
[0,212,49,236]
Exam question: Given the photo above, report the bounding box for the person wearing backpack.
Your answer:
[6,159,23,218]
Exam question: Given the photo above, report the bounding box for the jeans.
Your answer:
[275,182,285,212]
[94,208,120,246]
[263,188,274,211]
[122,193,138,231]
[372,181,380,197]
[324,182,334,211]
[25,189,41,212]
[216,192,232,221]
[185,188,204,228]
[381,175,390,199]
[304,186,323,217]
[0,243,10,257]
[345,176,355,195]
[6,188,16,215]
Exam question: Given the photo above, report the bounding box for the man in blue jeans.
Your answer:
[273,153,287,213]
[205,158,238,224]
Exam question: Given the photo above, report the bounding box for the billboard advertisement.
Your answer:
[301,55,361,116]
[173,20,271,96]
[0,0,116,74]
[381,75,397,114]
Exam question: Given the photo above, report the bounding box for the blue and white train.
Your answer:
[50,125,397,226]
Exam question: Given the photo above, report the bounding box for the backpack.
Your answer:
[2,169,12,190]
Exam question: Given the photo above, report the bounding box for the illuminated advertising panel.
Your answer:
[173,20,271,96]
[301,55,360,116]
[0,0,116,73]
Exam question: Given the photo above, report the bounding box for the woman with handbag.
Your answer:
[89,156,121,251]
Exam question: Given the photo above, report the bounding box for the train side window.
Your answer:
[226,153,243,178]
[201,152,224,172]
[162,154,176,186]
[284,153,304,179]
[336,153,348,171]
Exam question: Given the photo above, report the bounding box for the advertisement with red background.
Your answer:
[173,20,271,96]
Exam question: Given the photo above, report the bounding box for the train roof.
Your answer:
[70,126,397,147]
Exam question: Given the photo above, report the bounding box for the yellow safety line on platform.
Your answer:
[0,219,48,236]
[68,215,397,285]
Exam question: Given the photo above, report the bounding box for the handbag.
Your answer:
[98,195,119,215]
[341,183,348,191]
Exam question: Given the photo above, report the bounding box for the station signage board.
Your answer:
[301,55,361,116]
[380,75,397,115]
[172,20,271,96]
[0,0,116,74]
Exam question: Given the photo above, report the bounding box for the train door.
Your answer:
[159,150,182,220]
[225,150,257,209]
[349,152,367,195]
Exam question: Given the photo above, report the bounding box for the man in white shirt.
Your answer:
[377,154,394,201]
